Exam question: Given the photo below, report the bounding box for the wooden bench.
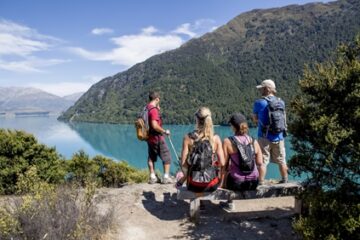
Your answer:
[177,182,304,222]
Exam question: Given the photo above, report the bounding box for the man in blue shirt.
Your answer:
[252,79,288,184]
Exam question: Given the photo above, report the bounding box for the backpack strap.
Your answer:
[228,136,253,160]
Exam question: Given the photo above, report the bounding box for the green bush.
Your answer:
[66,150,100,186]
[94,155,148,187]
[0,129,66,194]
[67,151,148,187]
[0,129,148,195]
[289,36,360,239]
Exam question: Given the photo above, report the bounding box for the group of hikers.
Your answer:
[136,79,288,198]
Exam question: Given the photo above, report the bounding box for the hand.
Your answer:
[164,129,170,135]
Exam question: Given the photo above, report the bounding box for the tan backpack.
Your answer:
[134,106,156,141]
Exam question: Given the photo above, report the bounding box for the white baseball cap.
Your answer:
[256,79,276,91]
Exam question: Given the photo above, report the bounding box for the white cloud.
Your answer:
[0,19,66,73]
[69,20,217,68]
[0,57,69,73]
[69,26,183,67]
[141,26,158,35]
[172,18,216,38]
[29,82,92,97]
[91,28,114,35]
[172,23,196,38]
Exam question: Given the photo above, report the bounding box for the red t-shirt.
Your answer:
[147,103,164,144]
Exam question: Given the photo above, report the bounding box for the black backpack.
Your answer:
[229,136,255,175]
[187,138,218,186]
[264,96,287,134]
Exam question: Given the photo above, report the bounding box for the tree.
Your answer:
[289,36,360,239]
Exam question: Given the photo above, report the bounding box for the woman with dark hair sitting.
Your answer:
[221,113,264,211]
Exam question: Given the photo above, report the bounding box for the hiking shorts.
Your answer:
[147,138,171,164]
[258,137,286,166]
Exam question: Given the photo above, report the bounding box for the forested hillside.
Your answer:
[59,0,360,124]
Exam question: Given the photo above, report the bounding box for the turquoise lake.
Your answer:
[0,115,302,180]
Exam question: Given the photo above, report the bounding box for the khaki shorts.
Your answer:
[258,137,286,165]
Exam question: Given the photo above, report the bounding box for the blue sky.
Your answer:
[0,0,332,96]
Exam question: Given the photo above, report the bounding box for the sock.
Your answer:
[150,173,156,179]
[163,173,169,179]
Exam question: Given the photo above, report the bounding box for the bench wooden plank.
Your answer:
[177,182,304,222]
[177,182,303,200]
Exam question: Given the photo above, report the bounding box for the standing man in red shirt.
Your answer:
[147,91,172,184]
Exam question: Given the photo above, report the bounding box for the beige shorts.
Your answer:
[258,137,286,166]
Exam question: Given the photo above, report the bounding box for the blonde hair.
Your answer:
[194,107,214,148]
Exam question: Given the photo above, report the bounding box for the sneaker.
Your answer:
[278,179,288,184]
[258,180,265,186]
[175,180,184,189]
[219,201,235,212]
[162,177,173,184]
[148,177,158,184]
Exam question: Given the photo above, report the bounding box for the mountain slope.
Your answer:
[59,0,360,124]
[0,87,75,113]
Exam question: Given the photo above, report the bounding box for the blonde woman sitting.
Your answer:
[176,107,225,192]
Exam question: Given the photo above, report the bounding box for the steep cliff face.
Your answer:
[59,0,360,124]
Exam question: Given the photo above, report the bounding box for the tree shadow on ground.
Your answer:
[142,191,189,221]
[171,200,301,240]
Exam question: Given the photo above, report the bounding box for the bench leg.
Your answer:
[294,198,302,215]
[190,198,200,223]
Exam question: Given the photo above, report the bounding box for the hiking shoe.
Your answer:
[219,201,235,212]
[148,177,159,184]
[258,180,265,186]
[175,180,184,189]
[278,179,288,184]
[162,177,173,184]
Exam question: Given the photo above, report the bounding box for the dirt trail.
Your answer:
[95,183,300,240]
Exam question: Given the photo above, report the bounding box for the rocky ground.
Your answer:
[95,183,301,240]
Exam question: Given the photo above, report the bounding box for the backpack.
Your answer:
[263,96,286,135]
[228,136,255,175]
[134,106,156,141]
[187,138,219,192]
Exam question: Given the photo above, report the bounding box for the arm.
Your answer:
[214,135,225,167]
[221,138,231,187]
[180,135,191,168]
[252,114,258,125]
[149,107,170,135]
[252,100,260,125]
[222,138,231,169]
[150,120,167,135]
[254,140,263,166]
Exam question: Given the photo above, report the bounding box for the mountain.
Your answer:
[62,92,84,102]
[59,0,360,124]
[0,87,75,114]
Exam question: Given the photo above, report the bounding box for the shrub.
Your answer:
[0,129,66,194]
[67,152,148,187]
[0,167,113,240]
[94,155,148,186]
[289,36,360,239]
[66,150,100,186]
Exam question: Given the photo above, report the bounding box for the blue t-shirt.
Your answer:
[253,96,284,142]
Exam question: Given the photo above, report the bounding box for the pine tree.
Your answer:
[289,36,360,239]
